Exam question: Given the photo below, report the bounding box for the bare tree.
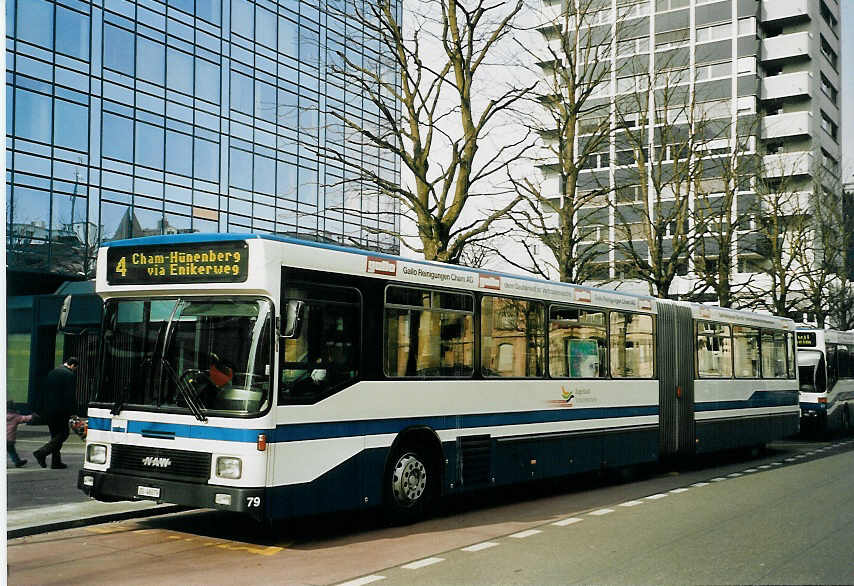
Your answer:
[610,53,722,298]
[686,118,760,308]
[499,0,631,283]
[326,0,533,263]
[827,283,854,330]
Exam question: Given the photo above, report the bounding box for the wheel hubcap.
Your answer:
[391,454,427,506]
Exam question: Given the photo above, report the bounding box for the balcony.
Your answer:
[762,151,813,178]
[761,0,810,24]
[761,71,811,101]
[761,111,812,140]
[762,31,811,62]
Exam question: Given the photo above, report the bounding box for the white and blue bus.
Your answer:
[79,234,799,523]
[796,328,854,433]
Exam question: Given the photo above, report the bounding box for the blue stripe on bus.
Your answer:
[695,390,798,412]
[89,405,657,444]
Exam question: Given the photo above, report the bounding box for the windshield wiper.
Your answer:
[110,385,127,415]
[161,360,208,423]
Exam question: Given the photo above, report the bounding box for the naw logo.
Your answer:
[141,456,172,468]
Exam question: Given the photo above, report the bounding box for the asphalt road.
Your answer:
[8,437,854,585]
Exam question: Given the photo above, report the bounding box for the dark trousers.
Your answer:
[36,416,70,464]
[7,442,22,464]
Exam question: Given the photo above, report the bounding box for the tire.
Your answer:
[841,404,851,435]
[384,445,434,524]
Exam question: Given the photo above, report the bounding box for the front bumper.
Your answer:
[78,470,266,522]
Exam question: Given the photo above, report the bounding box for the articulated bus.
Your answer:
[78,234,799,523]
[796,329,854,433]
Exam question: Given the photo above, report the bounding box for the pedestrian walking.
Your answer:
[7,401,34,467]
[33,357,79,469]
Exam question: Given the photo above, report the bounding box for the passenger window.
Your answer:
[549,306,607,378]
[279,284,361,404]
[481,296,545,378]
[761,330,788,379]
[696,320,732,378]
[610,312,654,378]
[384,286,474,377]
[733,325,760,378]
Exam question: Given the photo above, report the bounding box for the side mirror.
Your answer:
[282,300,305,339]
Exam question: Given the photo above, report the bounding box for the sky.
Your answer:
[843,0,853,184]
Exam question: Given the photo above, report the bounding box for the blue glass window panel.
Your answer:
[229,148,252,190]
[134,207,165,236]
[277,160,296,198]
[11,186,50,226]
[231,0,253,38]
[166,48,194,95]
[167,0,194,14]
[54,99,89,152]
[104,24,135,76]
[196,0,221,26]
[6,0,15,37]
[55,6,90,61]
[278,16,298,57]
[255,80,276,122]
[14,88,52,143]
[299,28,319,66]
[136,36,165,85]
[298,167,317,205]
[102,112,134,162]
[6,86,13,136]
[277,89,298,127]
[230,71,253,114]
[165,130,193,176]
[16,55,53,85]
[254,154,274,195]
[193,137,219,182]
[194,58,220,103]
[51,193,87,236]
[135,120,165,169]
[165,212,191,233]
[256,6,276,49]
[194,217,218,232]
[16,0,53,49]
[101,201,131,241]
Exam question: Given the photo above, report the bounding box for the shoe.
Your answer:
[34,451,47,468]
[15,459,27,468]
[51,462,68,469]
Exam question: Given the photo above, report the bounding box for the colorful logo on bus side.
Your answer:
[548,386,576,408]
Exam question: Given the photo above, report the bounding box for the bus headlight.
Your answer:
[86,444,107,465]
[216,456,242,479]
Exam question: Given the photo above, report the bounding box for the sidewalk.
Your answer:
[7,426,182,538]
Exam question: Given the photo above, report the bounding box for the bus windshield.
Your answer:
[98,297,273,416]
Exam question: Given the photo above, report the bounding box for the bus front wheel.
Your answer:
[385,445,433,524]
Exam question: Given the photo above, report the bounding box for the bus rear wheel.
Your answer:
[385,446,433,524]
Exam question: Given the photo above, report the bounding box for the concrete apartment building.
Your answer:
[533,0,843,302]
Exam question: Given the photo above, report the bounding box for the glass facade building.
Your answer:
[5,0,401,290]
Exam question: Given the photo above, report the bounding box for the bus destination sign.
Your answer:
[796,332,816,347]
[106,241,249,285]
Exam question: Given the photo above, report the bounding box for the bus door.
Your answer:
[656,301,695,458]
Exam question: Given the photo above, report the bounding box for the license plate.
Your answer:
[137,485,160,498]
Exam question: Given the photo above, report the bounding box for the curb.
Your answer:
[8,505,188,539]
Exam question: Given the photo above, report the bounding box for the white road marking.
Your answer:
[727,473,743,478]
[401,558,444,570]
[691,482,710,487]
[645,493,668,500]
[619,500,644,507]
[669,488,689,494]
[743,469,758,473]
[758,465,771,469]
[337,576,386,586]
[589,508,615,516]
[462,542,499,552]
[509,529,542,539]
[771,462,783,466]
[552,517,584,526]
[710,477,727,482]
[785,458,796,462]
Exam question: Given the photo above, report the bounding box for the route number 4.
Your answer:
[115,256,127,276]
[246,496,261,508]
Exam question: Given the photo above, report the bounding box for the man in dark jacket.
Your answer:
[34,357,79,469]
